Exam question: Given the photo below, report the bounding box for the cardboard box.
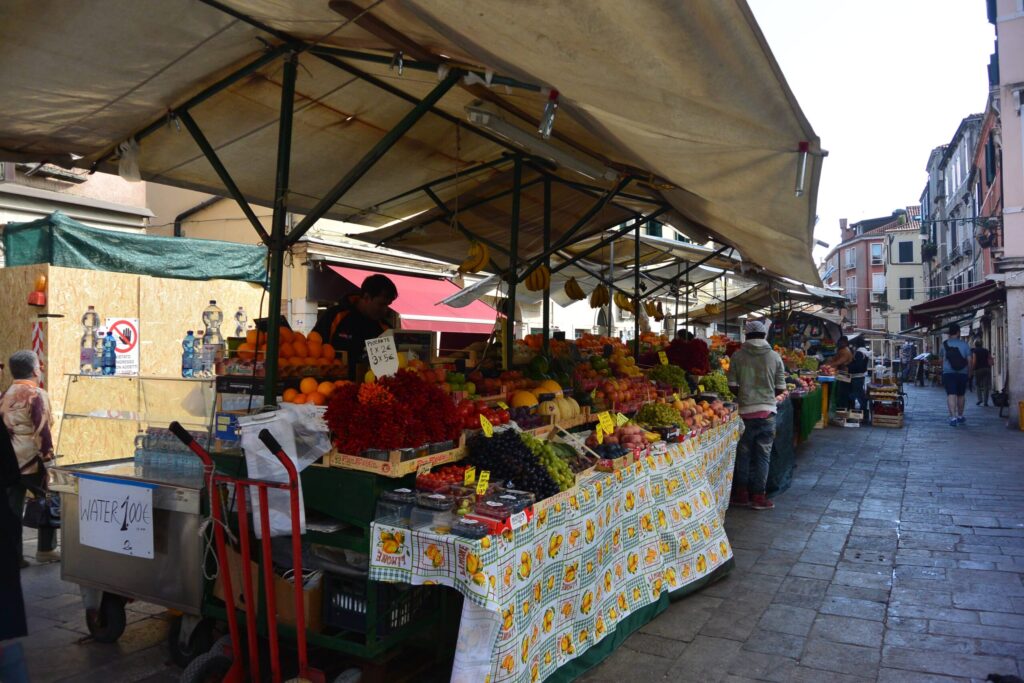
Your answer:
[328,433,466,477]
[213,547,323,633]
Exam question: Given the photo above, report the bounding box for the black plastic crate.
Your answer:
[323,574,436,636]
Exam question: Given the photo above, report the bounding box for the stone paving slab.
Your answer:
[12,384,1024,681]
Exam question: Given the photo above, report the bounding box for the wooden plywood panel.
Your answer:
[0,264,51,391]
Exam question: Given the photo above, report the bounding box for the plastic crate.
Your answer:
[323,574,436,636]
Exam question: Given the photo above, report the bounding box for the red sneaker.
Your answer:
[730,487,750,507]
[750,494,775,511]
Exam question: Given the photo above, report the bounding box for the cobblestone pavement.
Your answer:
[13,385,1024,682]
[581,384,1024,682]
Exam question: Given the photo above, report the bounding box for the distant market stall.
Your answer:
[0,2,824,681]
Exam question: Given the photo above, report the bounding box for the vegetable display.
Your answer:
[647,363,688,388]
[698,370,733,401]
[324,369,461,454]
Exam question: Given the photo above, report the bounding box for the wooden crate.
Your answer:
[872,414,904,428]
[327,433,466,477]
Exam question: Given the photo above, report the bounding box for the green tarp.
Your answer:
[3,211,267,283]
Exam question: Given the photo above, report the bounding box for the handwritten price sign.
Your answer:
[365,335,399,378]
[77,475,155,558]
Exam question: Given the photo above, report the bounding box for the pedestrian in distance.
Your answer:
[0,418,29,683]
[726,319,788,511]
[940,324,971,426]
[823,335,853,408]
[1,350,58,566]
[971,339,993,407]
[847,337,871,415]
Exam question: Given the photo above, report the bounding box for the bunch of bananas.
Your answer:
[458,241,491,274]
[524,264,551,292]
[563,277,586,301]
[704,303,721,315]
[589,285,609,308]
[654,301,665,321]
[613,291,636,314]
[643,301,658,317]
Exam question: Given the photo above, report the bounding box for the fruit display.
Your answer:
[612,290,636,314]
[819,365,836,376]
[509,406,546,430]
[465,430,560,500]
[458,241,491,274]
[673,396,731,430]
[455,399,510,430]
[636,402,684,428]
[415,464,471,492]
[563,277,587,301]
[281,377,350,406]
[523,264,551,292]
[638,332,670,351]
[657,337,710,375]
[647,363,688,389]
[324,369,461,454]
[697,370,733,401]
[589,285,609,309]
[520,432,575,491]
[548,441,597,474]
[786,374,817,394]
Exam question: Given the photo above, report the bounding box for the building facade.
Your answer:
[881,208,926,335]
[819,214,893,333]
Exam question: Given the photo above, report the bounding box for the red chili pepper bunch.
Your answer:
[325,369,461,454]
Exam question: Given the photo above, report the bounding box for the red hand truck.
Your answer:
[170,421,325,683]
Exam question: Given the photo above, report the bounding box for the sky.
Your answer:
[747,0,996,261]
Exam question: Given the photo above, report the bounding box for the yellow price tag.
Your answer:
[496,401,509,410]
[672,393,680,402]
[658,351,669,365]
[598,411,615,434]
[698,384,705,393]
[480,413,494,437]
[615,412,629,427]
[476,470,491,495]
[595,423,605,444]
[464,466,476,486]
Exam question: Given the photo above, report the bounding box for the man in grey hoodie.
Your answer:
[726,319,788,510]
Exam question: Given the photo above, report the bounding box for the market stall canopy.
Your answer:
[908,280,1003,326]
[684,280,843,324]
[2,211,267,282]
[0,0,822,284]
[328,265,496,334]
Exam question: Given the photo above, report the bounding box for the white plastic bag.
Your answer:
[117,138,141,182]
[237,410,305,539]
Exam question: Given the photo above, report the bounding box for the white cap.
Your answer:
[745,319,768,335]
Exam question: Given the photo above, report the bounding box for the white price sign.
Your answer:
[365,334,399,378]
[78,475,155,558]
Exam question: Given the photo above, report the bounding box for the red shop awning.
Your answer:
[908,280,1002,325]
[328,266,497,335]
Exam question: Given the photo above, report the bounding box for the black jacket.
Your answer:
[0,420,27,641]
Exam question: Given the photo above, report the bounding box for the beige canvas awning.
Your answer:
[0,0,823,282]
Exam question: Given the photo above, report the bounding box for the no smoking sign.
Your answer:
[105,318,140,376]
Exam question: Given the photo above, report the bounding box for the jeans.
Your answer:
[848,377,866,412]
[735,416,775,495]
[6,469,57,559]
[975,367,992,405]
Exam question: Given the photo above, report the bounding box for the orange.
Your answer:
[291,393,308,404]
[317,381,335,397]
[307,331,323,345]
[307,391,328,406]
[282,388,299,403]
[246,330,260,345]
[279,327,294,343]
[321,345,336,361]
[278,342,295,359]
[291,331,306,344]
[334,380,352,389]
[307,341,323,359]
[292,340,309,358]
[300,377,319,395]
[258,343,268,358]
[236,342,256,361]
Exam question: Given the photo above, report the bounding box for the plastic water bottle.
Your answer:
[202,301,224,346]
[101,331,117,375]
[79,306,100,375]
[234,307,247,337]
[182,331,196,378]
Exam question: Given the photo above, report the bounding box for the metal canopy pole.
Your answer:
[628,222,639,357]
[422,187,510,258]
[643,245,732,299]
[288,68,462,244]
[178,111,272,244]
[684,266,689,335]
[505,156,523,369]
[518,176,632,285]
[550,207,671,275]
[542,176,552,355]
[607,240,615,337]
[723,276,729,339]
[264,54,298,405]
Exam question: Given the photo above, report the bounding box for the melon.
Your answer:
[511,390,539,409]
[536,379,563,397]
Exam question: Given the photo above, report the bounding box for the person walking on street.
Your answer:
[900,341,915,382]
[1,350,58,566]
[847,338,871,415]
[823,335,853,410]
[940,325,971,426]
[0,419,29,683]
[727,319,788,511]
[971,339,993,407]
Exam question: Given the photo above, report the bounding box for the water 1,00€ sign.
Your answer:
[77,475,155,558]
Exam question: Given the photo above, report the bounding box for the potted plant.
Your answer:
[921,241,938,261]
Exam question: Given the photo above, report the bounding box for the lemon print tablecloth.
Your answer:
[370,416,741,683]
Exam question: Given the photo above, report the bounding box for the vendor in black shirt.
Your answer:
[312,274,398,380]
